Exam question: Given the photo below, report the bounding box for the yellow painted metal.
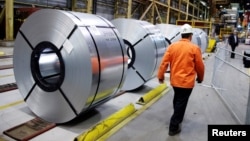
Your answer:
[151,1,155,23]
[139,0,169,23]
[114,0,129,18]
[127,0,132,18]
[166,0,170,24]
[176,20,212,37]
[112,0,208,24]
[99,86,170,140]
[75,84,170,141]
[154,4,162,23]
[137,83,167,105]
[87,0,93,14]
[5,0,13,40]
[206,38,216,53]
[71,0,87,13]
[114,0,119,18]
[151,0,168,7]
[71,0,77,11]
[177,0,181,20]
[75,103,136,141]
[139,2,153,20]
[186,0,189,20]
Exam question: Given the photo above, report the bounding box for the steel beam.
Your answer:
[5,0,13,40]
[87,0,93,14]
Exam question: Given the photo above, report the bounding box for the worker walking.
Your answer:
[228,30,239,58]
[157,24,205,136]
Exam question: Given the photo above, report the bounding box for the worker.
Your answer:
[228,30,239,58]
[157,24,205,136]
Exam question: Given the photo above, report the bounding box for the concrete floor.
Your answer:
[107,49,238,141]
[0,42,249,141]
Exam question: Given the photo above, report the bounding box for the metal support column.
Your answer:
[178,0,181,20]
[154,4,162,23]
[166,0,170,24]
[127,0,132,18]
[139,2,153,20]
[87,0,93,14]
[151,1,155,24]
[5,0,13,40]
[71,0,77,11]
[197,2,200,18]
[186,0,189,20]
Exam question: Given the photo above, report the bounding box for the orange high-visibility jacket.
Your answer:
[157,39,205,88]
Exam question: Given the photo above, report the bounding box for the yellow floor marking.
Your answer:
[0,100,24,110]
[137,84,167,105]
[0,74,14,78]
[98,87,170,141]
[0,52,5,56]
[75,103,136,141]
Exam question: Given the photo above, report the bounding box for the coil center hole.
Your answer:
[38,48,61,84]
[123,39,135,68]
[31,42,65,92]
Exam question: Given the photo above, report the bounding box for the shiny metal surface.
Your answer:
[193,28,209,53]
[155,24,181,43]
[38,50,60,82]
[13,9,127,123]
[111,18,168,91]
[156,24,208,53]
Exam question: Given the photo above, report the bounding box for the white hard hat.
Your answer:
[181,24,193,34]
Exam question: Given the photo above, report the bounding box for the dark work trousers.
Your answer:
[230,45,236,58]
[169,87,193,131]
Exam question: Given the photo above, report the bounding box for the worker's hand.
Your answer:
[196,78,202,83]
[158,79,164,84]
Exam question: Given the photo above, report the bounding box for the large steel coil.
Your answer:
[155,24,181,43]
[193,28,209,53]
[155,24,208,53]
[13,9,127,123]
[111,19,168,91]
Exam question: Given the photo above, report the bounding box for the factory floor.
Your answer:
[0,42,248,141]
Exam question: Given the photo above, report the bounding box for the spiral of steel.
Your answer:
[111,19,168,91]
[156,24,208,53]
[13,9,127,123]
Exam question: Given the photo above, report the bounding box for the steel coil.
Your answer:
[156,24,208,53]
[13,9,127,123]
[193,28,209,53]
[111,19,168,91]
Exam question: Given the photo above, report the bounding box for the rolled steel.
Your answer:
[155,24,208,53]
[111,19,168,91]
[193,28,209,53]
[13,9,127,123]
